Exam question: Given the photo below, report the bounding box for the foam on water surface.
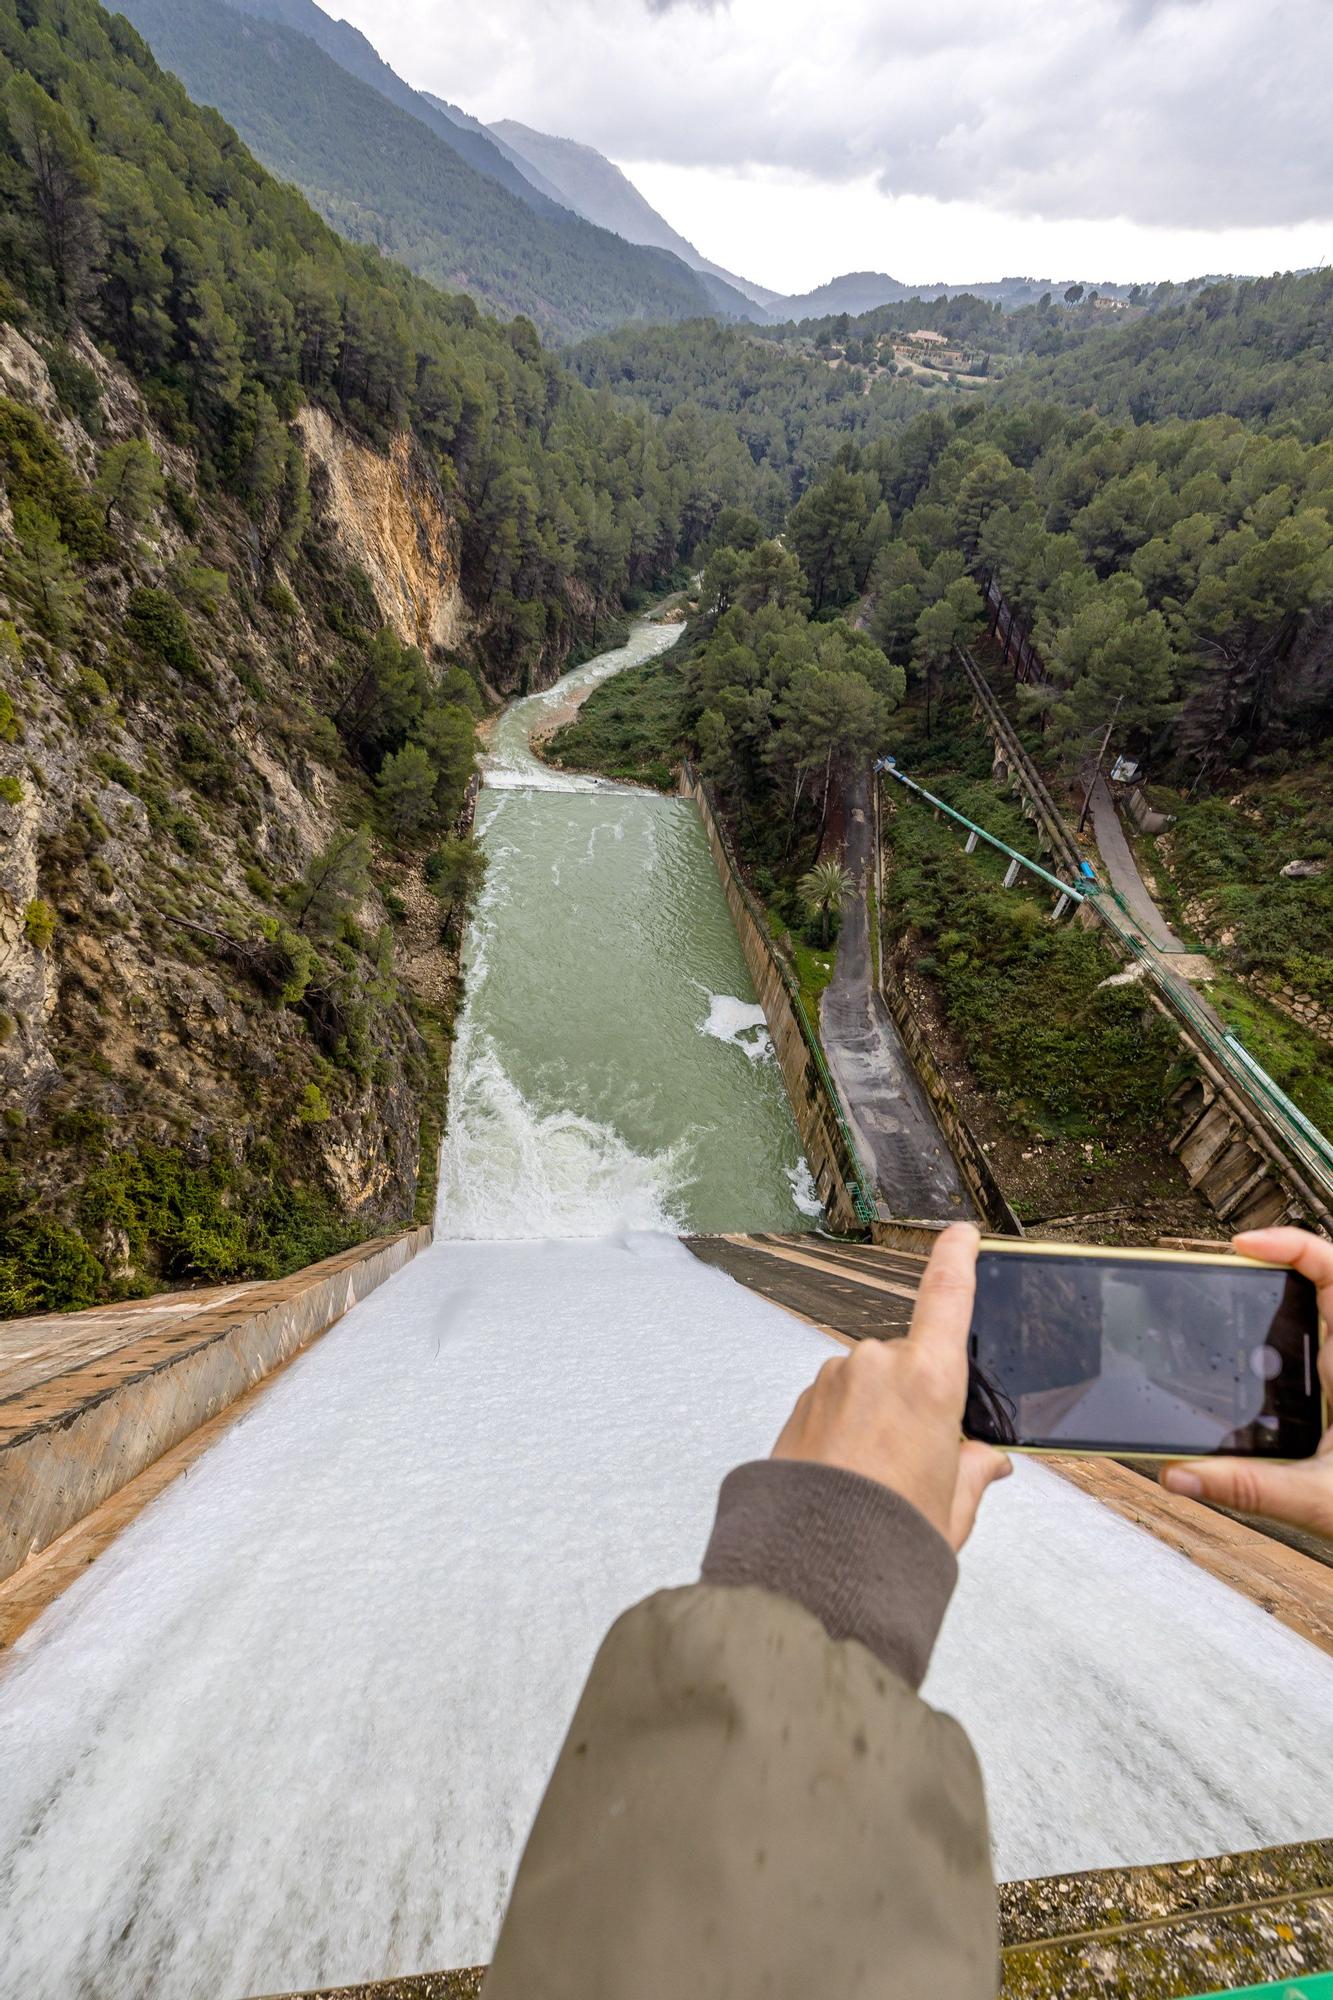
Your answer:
[699,993,773,1063]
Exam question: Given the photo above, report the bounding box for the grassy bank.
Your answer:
[545,650,686,788]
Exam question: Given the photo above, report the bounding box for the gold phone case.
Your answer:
[972,1237,1327,1461]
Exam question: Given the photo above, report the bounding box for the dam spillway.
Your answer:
[1,618,1331,2000]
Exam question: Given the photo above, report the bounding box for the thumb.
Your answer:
[948,1441,1013,1552]
[1162,1458,1333,1541]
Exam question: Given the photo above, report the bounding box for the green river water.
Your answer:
[437,617,818,1238]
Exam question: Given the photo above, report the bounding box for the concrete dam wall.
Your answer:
[0,1228,431,1591]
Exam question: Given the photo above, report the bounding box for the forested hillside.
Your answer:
[0,0,768,1313]
[568,319,929,502]
[751,269,1333,437]
[115,0,733,339]
[996,269,1333,437]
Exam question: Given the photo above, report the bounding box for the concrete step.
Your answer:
[252,1842,1333,2000]
[1000,1838,1333,2000]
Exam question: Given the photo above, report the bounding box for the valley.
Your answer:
[0,1,1331,1996]
[3,628,1331,1999]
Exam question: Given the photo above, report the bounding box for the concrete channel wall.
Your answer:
[879,944,1023,1235]
[869,773,1022,1237]
[0,1228,430,1587]
[682,768,867,1234]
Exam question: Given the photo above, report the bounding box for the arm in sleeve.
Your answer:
[483,1460,997,2000]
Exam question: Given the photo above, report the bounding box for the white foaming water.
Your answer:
[786,1159,825,1218]
[436,1025,683,1239]
[2,1241,1331,2000]
[699,993,773,1063]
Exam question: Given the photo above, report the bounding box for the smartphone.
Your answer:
[962,1241,1325,1459]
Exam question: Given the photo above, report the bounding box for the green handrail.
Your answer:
[1186,1974,1333,2000]
[878,760,1085,902]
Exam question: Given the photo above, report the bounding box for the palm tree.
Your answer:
[798,859,853,947]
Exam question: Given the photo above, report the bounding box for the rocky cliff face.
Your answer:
[296,406,467,656]
[0,330,469,1313]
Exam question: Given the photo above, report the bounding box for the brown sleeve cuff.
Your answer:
[700,1459,958,1690]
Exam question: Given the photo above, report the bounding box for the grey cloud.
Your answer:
[388,0,1333,234]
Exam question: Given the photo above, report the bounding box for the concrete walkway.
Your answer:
[1088,775,1185,951]
[819,772,969,1220]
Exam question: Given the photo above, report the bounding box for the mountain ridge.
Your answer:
[490,118,777,313]
[115,0,738,338]
[222,0,561,215]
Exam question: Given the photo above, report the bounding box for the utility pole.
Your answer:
[1077,693,1124,833]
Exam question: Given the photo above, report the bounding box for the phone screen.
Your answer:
[964,1250,1323,1457]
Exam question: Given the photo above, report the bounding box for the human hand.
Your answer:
[1162,1227,1333,1541]
[770,1221,1012,1551]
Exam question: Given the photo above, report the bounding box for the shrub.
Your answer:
[298,1082,331,1125]
[164,476,201,535]
[0,1171,104,1316]
[24,898,56,950]
[125,587,201,680]
[0,776,21,806]
[176,722,231,797]
[41,343,103,433]
[0,399,105,557]
[256,915,314,1004]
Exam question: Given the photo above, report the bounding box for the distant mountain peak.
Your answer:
[490,118,777,315]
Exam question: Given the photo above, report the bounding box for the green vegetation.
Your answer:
[996,270,1333,438]
[879,704,1182,1143]
[752,268,1333,441]
[1206,974,1333,1143]
[0,1140,350,1317]
[547,651,688,789]
[1157,783,1333,1004]
[796,400,1333,774]
[23,898,56,949]
[568,320,929,506]
[770,912,837,1025]
[687,540,903,871]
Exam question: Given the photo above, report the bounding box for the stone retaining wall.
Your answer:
[681,770,866,1234]
[0,1229,430,1587]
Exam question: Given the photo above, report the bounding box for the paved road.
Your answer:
[1088,775,1184,950]
[819,772,970,1220]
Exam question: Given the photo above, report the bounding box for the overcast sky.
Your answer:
[335,0,1332,293]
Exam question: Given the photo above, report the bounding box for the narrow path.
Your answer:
[1088,775,1185,951]
[819,770,969,1220]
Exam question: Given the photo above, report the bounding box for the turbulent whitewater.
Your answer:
[1,616,1331,2000]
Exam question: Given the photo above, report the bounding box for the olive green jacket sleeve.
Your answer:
[483,1461,997,2000]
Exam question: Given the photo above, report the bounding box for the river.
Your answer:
[0,617,1330,2000]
